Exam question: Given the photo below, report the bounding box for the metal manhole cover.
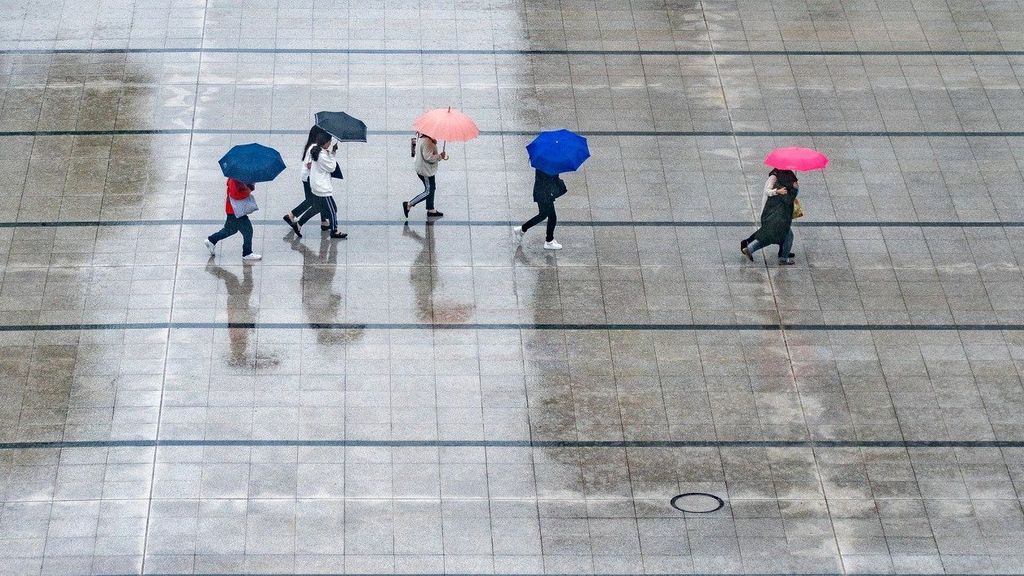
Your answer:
[670,492,724,513]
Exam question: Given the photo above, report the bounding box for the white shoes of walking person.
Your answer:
[512,226,524,244]
[543,240,562,250]
[205,239,261,262]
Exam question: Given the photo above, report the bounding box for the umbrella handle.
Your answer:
[442,141,446,153]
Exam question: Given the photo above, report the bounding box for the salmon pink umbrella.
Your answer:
[764,147,829,171]
[413,107,480,150]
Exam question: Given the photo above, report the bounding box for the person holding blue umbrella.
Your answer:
[513,129,589,250]
[205,143,286,261]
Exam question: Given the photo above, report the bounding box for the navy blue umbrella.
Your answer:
[526,129,590,175]
[218,143,286,183]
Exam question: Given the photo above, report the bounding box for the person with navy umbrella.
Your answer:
[206,178,262,261]
[513,129,589,250]
[205,143,286,261]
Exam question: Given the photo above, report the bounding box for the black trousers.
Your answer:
[410,175,436,210]
[521,201,557,242]
[317,195,339,232]
[294,181,328,225]
[208,214,254,256]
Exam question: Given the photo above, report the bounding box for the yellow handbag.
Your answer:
[793,198,804,219]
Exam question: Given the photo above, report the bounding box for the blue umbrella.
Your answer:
[526,129,590,175]
[218,143,286,183]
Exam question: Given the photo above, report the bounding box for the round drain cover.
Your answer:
[670,492,724,513]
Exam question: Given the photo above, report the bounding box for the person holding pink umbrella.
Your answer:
[741,168,799,265]
[741,147,827,266]
[403,107,480,219]
[405,131,448,218]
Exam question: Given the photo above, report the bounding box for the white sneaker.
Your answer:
[543,240,562,250]
[204,239,216,255]
[242,253,262,262]
[512,226,524,244]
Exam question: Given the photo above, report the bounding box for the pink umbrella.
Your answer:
[764,147,829,171]
[413,107,480,151]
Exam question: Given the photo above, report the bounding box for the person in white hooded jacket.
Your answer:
[307,131,347,239]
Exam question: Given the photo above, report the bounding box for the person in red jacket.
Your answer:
[205,178,262,261]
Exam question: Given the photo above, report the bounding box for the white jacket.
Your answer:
[760,174,783,212]
[414,136,442,177]
[300,146,312,182]
[307,143,338,197]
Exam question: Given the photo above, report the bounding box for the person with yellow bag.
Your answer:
[741,168,800,265]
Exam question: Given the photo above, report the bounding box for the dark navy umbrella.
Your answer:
[526,129,590,175]
[314,111,367,142]
[218,143,286,183]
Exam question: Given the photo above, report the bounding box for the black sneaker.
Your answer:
[402,201,410,218]
[282,215,302,237]
[330,231,348,239]
[427,210,444,218]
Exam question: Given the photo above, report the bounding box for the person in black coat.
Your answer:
[513,169,567,250]
[741,169,798,265]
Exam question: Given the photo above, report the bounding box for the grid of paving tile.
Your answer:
[2,1,1024,575]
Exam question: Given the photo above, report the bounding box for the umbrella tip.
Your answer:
[448,106,451,112]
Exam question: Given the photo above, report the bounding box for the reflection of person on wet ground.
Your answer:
[289,236,356,345]
[403,222,473,323]
[204,263,256,367]
[402,222,436,322]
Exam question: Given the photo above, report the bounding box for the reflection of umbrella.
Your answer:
[218,143,286,183]
[764,147,828,171]
[314,111,367,142]
[526,129,590,175]
[413,107,480,146]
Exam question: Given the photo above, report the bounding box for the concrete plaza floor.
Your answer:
[2,1,1024,574]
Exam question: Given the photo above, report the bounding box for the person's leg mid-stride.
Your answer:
[514,200,560,250]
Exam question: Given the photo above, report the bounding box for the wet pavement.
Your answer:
[2,1,1024,575]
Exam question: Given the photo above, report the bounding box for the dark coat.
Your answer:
[533,169,567,204]
[753,190,796,245]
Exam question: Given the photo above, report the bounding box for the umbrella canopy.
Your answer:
[526,129,590,175]
[314,111,367,142]
[218,143,286,183]
[764,147,829,171]
[413,107,480,142]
